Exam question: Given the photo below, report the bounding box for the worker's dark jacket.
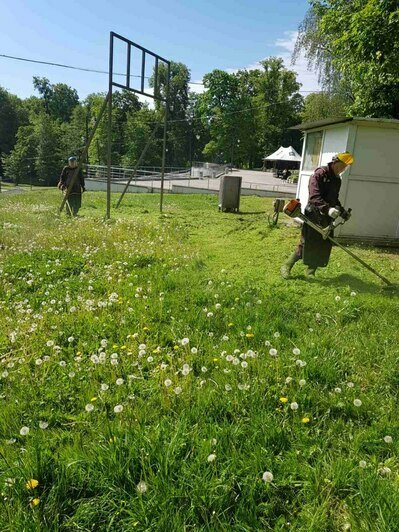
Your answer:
[297,163,342,268]
[308,164,342,215]
[59,166,85,194]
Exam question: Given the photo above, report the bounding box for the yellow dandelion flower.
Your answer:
[245,333,254,338]
[213,358,219,362]
[174,345,179,350]
[112,344,118,349]
[30,498,40,507]
[26,479,39,490]
[279,397,288,403]
[143,327,149,331]
[76,351,81,356]
[121,345,127,350]
[91,397,97,401]
[228,323,234,327]
[302,417,310,424]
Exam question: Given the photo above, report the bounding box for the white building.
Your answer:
[293,117,399,245]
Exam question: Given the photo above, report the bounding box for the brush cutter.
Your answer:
[283,199,394,287]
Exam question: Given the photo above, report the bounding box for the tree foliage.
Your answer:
[0,87,27,175]
[33,77,80,122]
[3,58,304,183]
[301,92,347,122]
[295,0,399,118]
[197,59,303,166]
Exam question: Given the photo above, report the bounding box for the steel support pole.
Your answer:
[159,63,170,213]
[106,32,114,220]
[115,122,160,208]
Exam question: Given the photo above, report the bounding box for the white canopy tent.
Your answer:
[264,146,302,162]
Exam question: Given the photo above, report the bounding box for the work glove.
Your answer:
[328,207,340,219]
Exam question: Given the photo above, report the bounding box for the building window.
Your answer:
[302,131,323,171]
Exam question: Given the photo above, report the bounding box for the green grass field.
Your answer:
[1,189,399,531]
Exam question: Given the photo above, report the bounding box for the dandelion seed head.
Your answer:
[137,481,148,493]
[262,471,273,483]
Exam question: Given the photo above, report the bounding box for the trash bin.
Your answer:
[218,175,242,212]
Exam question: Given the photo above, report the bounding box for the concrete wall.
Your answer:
[86,179,295,199]
[86,179,153,193]
[171,184,295,198]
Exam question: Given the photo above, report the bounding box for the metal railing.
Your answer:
[86,164,190,181]
[85,164,296,195]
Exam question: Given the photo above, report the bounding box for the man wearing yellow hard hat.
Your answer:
[281,152,354,279]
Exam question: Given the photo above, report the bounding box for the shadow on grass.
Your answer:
[236,211,268,215]
[309,273,398,296]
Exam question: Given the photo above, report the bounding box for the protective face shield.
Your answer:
[68,156,78,168]
[331,152,354,176]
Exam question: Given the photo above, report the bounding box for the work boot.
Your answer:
[306,267,317,277]
[280,252,300,279]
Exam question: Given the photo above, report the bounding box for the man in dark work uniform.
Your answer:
[58,156,85,216]
[281,152,354,279]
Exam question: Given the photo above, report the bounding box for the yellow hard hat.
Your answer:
[336,152,354,165]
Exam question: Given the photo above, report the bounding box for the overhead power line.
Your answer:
[0,52,323,92]
[0,53,202,85]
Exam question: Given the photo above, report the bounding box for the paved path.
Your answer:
[119,169,296,195]
[0,186,26,195]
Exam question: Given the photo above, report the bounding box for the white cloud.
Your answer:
[217,30,321,95]
[274,31,321,94]
[189,81,206,95]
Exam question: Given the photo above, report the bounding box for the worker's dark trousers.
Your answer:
[66,193,82,216]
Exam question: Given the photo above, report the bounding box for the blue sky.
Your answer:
[0,0,319,100]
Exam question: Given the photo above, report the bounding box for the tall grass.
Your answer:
[0,190,398,531]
